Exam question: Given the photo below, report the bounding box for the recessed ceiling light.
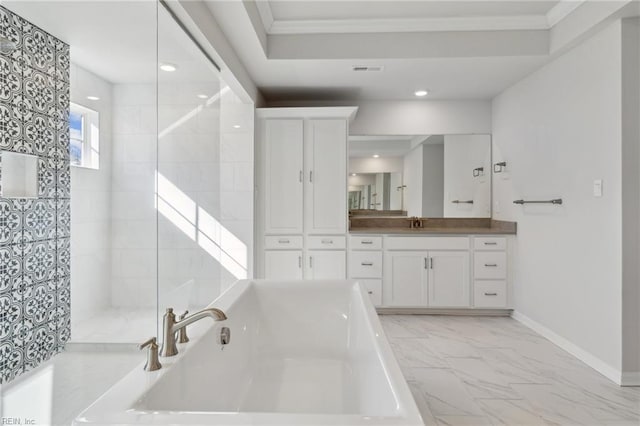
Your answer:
[373,154,380,158]
[86,95,100,101]
[197,94,208,99]
[351,173,357,176]
[414,90,428,97]
[233,125,241,129]
[160,63,177,72]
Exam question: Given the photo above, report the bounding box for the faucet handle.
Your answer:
[140,337,162,372]
[177,310,190,343]
[139,336,157,350]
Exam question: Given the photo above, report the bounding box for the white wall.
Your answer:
[443,134,491,217]
[109,82,254,311]
[348,100,491,135]
[492,21,623,377]
[389,172,403,210]
[403,145,423,217]
[348,156,403,174]
[110,84,157,308]
[69,63,113,325]
[218,89,254,292]
[621,17,640,380]
[422,143,444,217]
[267,100,491,135]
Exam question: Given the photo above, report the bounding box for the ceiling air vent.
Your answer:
[352,65,384,72]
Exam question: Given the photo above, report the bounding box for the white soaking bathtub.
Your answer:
[74,280,423,426]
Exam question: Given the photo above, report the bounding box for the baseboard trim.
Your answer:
[377,307,512,316]
[511,310,622,385]
[621,372,640,386]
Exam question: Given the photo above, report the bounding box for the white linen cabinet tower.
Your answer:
[256,107,358,280]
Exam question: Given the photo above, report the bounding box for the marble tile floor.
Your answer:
[380,315,640,426]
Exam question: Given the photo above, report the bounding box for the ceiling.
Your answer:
[268,1,559,21]
[204,0,591,102]
[2,1,219,85]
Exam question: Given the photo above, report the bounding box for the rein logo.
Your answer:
[1,419,35,425]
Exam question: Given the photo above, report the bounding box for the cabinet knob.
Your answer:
[361,262,373,266]
[484,292,498,296]
[484,242,498,246]
[484,263,498,267]
[368,291,373,295]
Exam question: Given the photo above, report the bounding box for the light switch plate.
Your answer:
[593,179,603,197]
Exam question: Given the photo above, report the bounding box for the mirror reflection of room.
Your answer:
[348,134,491,218]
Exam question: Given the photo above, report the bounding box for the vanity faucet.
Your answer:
[160,307,227,357]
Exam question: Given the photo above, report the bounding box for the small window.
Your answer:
[69,102,99,169]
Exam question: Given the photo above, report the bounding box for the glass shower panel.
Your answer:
[0,0,161,344]
[64,1,159,344]
[156,5,224,319]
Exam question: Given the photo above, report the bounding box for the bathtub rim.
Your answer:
[72,279,423,426]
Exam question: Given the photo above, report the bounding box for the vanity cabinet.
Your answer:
[305,119,347,235]
[264,250,303,280]
[257,107,358,280]
[264,119,304,235]
[384,251,429,306]
[347,234,512,311]
[306,251,346,279]
[383,250,469,307]
[472,236,508,308]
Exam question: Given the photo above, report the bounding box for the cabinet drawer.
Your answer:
[350,236,382,250]
[385,236,469,251]
[474,281,507,308]
[265,235,303,249]
[307,236,346,250]
[358,279,382,306]
[349,252,383,278]
[474,237,507,251]
[474,252,507,279]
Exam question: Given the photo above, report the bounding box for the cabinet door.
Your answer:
[305,119,347,234]
[307,251,346,279]
[428,251,470,307]
[264,250,303,280]
[383,251,429,306]
[264,119,304,234]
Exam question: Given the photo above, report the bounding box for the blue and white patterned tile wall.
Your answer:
[0,5,70,384]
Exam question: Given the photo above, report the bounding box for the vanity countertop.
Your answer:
[349,226,516,235]
[348,218,517,235]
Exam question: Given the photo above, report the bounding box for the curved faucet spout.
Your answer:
[160,307,227,357]
[171,308,227,334]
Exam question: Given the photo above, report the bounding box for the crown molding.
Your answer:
[546,0,585,27]
[267,15,550,35]
[254,0,274,32]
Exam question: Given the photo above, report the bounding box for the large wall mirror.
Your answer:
[348,135,491,218]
